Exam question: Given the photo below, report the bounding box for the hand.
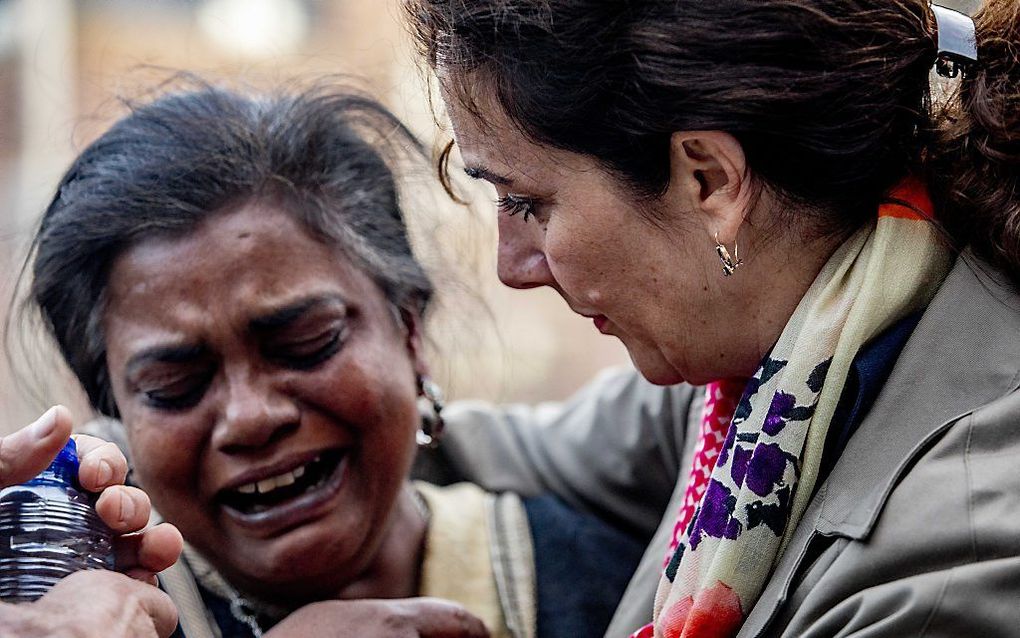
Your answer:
[0,570,179,638]
[266,598,491,638]
[2,407,183,583]
[0,406,77,488]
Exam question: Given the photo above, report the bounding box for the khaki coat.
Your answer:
[419,254,1020,637]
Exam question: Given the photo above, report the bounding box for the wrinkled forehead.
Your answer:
[102,202,380,338]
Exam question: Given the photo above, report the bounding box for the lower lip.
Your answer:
[221,456,349,538]
[593,315,610,333]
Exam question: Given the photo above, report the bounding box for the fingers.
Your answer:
[115,523,184,575]
[0,409,131,493]
[96,485,151,533]
[122,567,160,587]
[401,598,490,638]
[42,570,180,638]
[0,406,73,488]
[130,579,181,638]
[75,436,129,491]
[269,599,491,638]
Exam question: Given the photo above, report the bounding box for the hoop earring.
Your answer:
[714,232,744,277]
[416,374,445,449]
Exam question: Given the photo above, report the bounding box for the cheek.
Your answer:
[323,361,419,533]
[349,375,418,458]
[305,345,419,461]
[544,226,624,305]
[126,420,206,510]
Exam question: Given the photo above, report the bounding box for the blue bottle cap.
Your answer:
[44,439,80,485]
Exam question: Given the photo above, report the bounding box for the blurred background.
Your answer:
[0,0,980,435]
[0,0,633,435]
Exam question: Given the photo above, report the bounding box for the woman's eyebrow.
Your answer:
[464,165,514,186]
[249,294,348,331]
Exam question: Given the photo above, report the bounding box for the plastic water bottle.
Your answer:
[0,439,114,602]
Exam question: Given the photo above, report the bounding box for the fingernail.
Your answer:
[29,408,57,440]
[119,492,136,524]
[97,459,113,486]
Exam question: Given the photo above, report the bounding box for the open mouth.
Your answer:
[218,450,347,516]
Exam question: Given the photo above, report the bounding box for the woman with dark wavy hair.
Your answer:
[403,1,1020,636]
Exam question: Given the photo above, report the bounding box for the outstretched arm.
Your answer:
[414,367,698,537]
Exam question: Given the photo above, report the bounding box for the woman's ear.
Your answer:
[668,130,753,243]
[398,307,430,379]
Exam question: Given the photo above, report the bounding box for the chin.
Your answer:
[638,369,687,386]
[224,521,367,602]
[627,349,687,386]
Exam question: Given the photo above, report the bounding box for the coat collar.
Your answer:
[740,254,1020,636]
[817,254,1020,538]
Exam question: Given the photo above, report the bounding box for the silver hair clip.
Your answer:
[932,4,978,79]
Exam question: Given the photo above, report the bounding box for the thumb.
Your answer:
[0,406,74,488]
[400,598,490,638]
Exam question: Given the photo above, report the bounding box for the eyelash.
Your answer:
[143,371,214,411]
[272,329,344,371]
[141,329,346,411]
[495,194,537,222]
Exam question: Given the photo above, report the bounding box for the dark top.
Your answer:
[820,312,922,484]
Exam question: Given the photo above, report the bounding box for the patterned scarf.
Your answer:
[637,179,952,638]
[663,380,747,568]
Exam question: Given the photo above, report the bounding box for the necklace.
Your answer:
[184,545,287,638]
[227,593,266,638]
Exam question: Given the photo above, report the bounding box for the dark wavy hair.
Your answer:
[25,82,433,417]
[406,0,1020,282]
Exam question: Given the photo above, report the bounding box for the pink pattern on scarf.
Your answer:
[631,380,747,638]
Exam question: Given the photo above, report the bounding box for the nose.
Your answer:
[496,214,555,289]
[212,368,300,454]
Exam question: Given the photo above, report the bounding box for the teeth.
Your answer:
[235,463,311,496]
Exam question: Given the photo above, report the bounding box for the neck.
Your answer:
[333,485,428,600]
[695,223,850,383]
[748,229,850,364]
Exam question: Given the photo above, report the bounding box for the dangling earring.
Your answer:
[714,232,744,277]
[416,374,445,449]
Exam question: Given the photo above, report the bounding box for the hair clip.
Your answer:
[931,4,978,79]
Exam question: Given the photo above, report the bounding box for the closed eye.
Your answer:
[496,194,536,222]
[141,370,215,411]
[264,325,346,370]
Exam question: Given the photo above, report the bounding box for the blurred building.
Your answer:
[0,0,631,434]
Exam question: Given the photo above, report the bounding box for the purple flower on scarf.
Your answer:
[730,444,752,487]
[764,392,796,435]
[762,391,817,438]
[745,443,794,497]
[690,479,742,549]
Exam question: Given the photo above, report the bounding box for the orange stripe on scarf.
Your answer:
[879,177,934,221]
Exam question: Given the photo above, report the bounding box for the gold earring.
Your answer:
[714,232,744,277]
